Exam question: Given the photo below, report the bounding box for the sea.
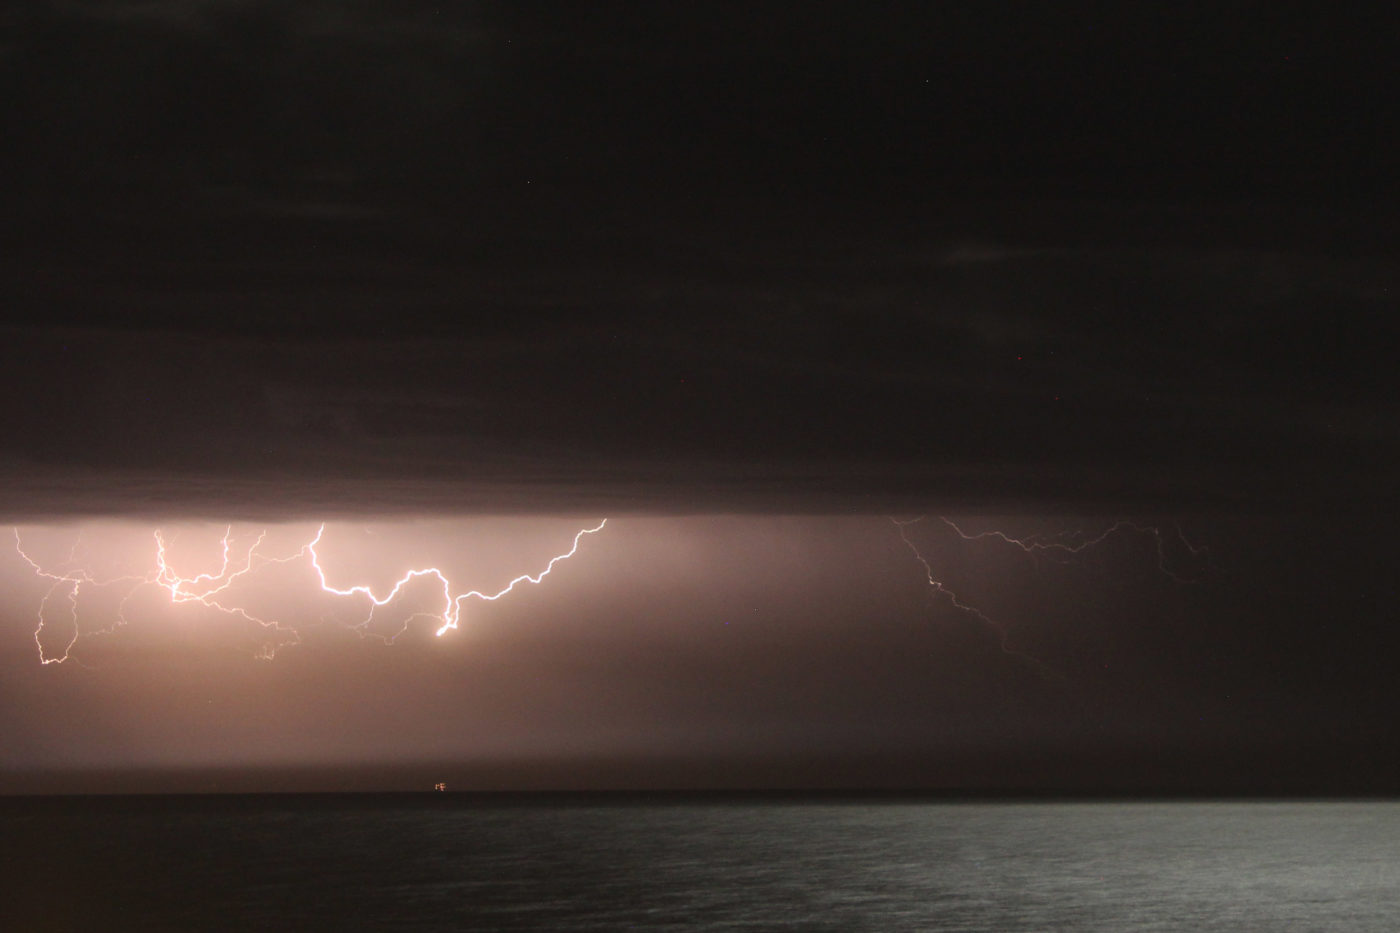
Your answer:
[3,796,1398,931]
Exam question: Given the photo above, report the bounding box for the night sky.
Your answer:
[1,2,1397,794]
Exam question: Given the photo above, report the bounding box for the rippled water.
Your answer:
[4,798,1398,931]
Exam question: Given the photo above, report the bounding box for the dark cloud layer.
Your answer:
[2,229,1395,519]
[2,5,1396,518]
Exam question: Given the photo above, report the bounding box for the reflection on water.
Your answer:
[5,799,1398,931]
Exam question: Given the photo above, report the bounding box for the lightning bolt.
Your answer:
[12,519,606,665]
[14,514,1198,672]
[891,517,1062,681]
[307,519,607,638]
[936,517,1208,583]
[13,528,157,666]
[891,516,1208,681]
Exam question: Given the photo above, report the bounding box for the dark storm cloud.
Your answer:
[3,1,1394,519]
[2,230,1396,519]
[0,6,1393,518]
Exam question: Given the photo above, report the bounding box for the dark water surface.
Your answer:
[3,797,1397,931]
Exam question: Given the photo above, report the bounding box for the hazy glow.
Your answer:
[0,512,1237,787]
[12,519,606,664]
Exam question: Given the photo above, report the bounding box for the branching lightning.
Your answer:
[14,513,1202,674]
[307,520,607,638]
[12,520,606,665]
[891,517,1060,680]
[891,515,1208,680]
[936,517,1208,583]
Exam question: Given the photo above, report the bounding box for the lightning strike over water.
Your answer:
[12,520,607,665]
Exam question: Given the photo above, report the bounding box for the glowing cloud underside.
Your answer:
[13,520,607,665]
